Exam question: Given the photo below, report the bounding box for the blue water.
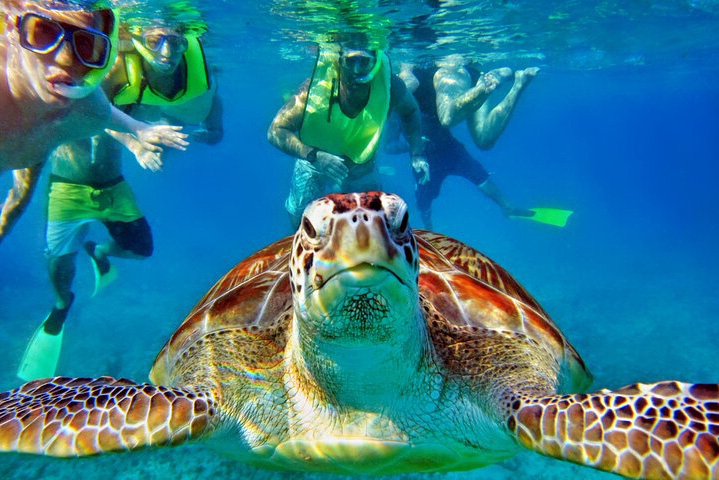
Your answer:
[1,1,719,478]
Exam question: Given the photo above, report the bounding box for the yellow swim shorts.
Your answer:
[47,179,143,223]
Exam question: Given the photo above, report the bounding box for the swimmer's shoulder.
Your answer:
[102,53,129,95]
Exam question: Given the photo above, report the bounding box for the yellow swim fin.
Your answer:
[17,321,65,381]
[85,241,117,296]
[513,208,574,228]
[18,294,74,381]
[89,257,117,296]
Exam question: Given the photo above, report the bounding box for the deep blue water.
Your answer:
[1,4,719,478]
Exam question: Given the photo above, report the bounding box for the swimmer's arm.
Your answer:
[107,105,189,152]
[383,113,410,154]
[434,66,486,127]
[0,164,42,242]
[391,76,429,184]
[267,80,315,160]
[106,105,149,135]
[391,76,424,157]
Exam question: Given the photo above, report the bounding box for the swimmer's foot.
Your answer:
[44,292,74,335]
[84,241,110,274]
[505,207,535,218]
[18,296,74,381]
[477,67,513,93]
[84,241,117,295]
[514,67,540,88]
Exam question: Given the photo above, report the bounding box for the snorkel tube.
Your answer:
[54,8,119,99]
[354,49,383,84]
[130,36,162,70]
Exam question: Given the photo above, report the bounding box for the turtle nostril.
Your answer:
[352,215,358,223]
[363,213,369,222]
[399,211,409,233]
[302,216,317,239]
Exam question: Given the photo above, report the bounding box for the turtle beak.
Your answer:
[313,211,413,291]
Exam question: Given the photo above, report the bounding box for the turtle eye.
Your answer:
[398,211,409,233]
[302,216,317,239]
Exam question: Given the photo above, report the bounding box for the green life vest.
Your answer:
[299,50,391,165]
[112,35,210,106]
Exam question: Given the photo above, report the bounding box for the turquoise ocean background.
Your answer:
[1,0,718,478]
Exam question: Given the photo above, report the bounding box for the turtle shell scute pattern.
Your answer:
[150,237,294,383]
[415,231,589,392]
[150,229,588,393]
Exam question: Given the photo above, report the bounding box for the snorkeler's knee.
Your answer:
[106,217,154,257]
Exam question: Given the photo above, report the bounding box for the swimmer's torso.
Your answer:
[49,135,123,184]
[124,85,215,126]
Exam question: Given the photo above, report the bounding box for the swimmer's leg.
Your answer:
[478,178,533,218]
[17,253,77,381]
[85,218,153,294]
[94,217,154,261]
[469,67,539,150]
[415,172,441,232]
[44,217,88,314]
[420,206,434,232]
[436,67,512,127]
[48,253,77,314]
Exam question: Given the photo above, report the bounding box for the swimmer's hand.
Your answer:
[136,125,189,152]
[315,151,348,185]
[132,147,163,172]
[105,129,163,172]
[412,154,430,185]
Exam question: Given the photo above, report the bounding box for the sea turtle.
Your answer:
[1,192,718,479]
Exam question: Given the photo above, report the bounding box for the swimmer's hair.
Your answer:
[336,32,372,51]
[2,2,115,36]
[2,0,23,16]
[3,0,21,10]
[123,22,189,37]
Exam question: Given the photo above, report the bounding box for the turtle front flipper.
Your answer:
[508,381,719,479]
[0,376,217,457]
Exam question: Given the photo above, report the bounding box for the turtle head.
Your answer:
[289,192,419,346]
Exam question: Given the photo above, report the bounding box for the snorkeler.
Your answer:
[0,2,188,244]
[17,21,222,382]
[396,59,572,230]
[106,24,223,150]
[267,41,428,229]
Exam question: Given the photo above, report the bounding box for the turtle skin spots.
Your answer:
[0,377,216,456]
[508,381,719,479]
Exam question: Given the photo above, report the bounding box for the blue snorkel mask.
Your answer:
[130,28,188,73]
[15,8,118,99]
[340,49,383,84]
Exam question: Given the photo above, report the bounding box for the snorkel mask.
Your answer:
[50,9,118,99]
[340,49,383,84]
[130,30,187,73]
[356,50,382,83]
